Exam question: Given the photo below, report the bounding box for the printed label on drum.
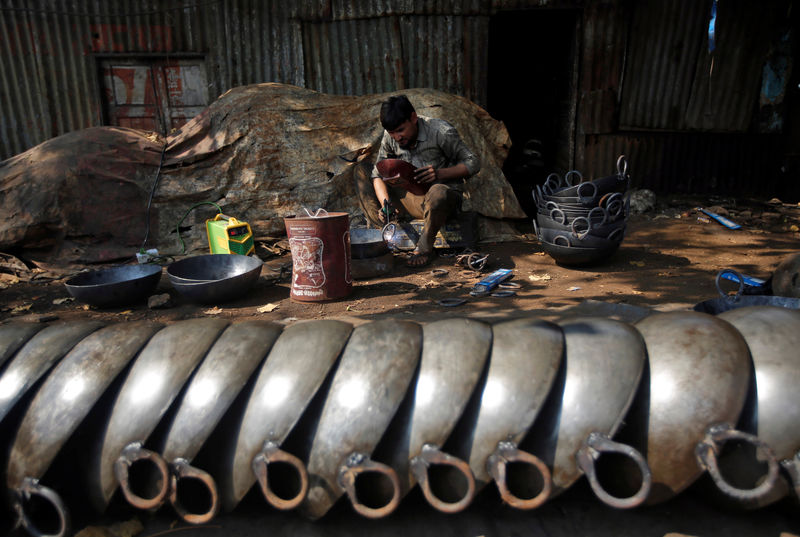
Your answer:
[289,237,326,289]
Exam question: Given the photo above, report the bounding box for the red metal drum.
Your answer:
[284,210,352,301]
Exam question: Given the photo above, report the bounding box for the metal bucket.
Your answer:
[284,209,352,302]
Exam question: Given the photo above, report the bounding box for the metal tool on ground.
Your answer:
[696,207,741,230]
[470,268,513,296]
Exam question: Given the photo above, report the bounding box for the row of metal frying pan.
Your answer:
[0,305,798,537]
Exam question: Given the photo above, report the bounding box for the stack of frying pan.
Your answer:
[532,155,630,266]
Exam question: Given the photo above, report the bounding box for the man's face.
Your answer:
[387,112,419,149]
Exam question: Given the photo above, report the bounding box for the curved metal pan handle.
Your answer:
[114,442,170,510]
[576,181,598,204]
[564,170,583,187]
[695,423,780,502]
[543,173,561,194]
[571,216,591,240]
[487,441,552,510]
[587,206,608,226]
[338,452,401,519]
[252,441,309,511]
[780,451,800,500]
[15,477,70,537]
[550,207,567,225]
[715,269,745,302]
[576,432,652,509]
[616,155,628,177]
[169,459,219,525]
[410,443,476,514]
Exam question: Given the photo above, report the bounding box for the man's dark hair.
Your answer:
[380,95,415,131]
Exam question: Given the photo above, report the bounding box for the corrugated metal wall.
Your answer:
[0,0,794,198]
[584,132,786,197]
[618,0,785,132]
[0,0,305,158]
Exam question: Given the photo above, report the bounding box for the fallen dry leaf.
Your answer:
[204,306,224,315]
[257,303,279,313]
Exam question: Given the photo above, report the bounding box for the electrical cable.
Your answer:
[139,141,168,254]
[176,202,223,254]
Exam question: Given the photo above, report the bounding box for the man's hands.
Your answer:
[414,165,438,184]
[378,199,398,224]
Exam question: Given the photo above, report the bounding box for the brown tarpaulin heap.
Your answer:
[0,83,525,263]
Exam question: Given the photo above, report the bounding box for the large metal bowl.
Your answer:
[350,228,390,259]
[64,264,162,308]
[167,254,262,304]
[538,239,620,266]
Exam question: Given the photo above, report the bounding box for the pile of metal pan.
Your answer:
[2,304,800,537]
[532,155,630,266]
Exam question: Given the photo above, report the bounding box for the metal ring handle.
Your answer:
[381,223,397,245]
[616,155,628,176]
[606,198,624,219]
[696,423,781,502]
[169,459,219,525]
[571,216,591,239]
[15,477,70,537]
[553,234,571,247]
[588,206,608,226]
[780,451,800,501]
[564,170,583,186]
[576,432,652,509]
[114,442,170,510]
[606,227,625,242]
[576,181,598,203]
[338,453,402,519]
[716,269,745,302]
[544,173,561,193]
[252,442,309,511]
[550,208,567,225]
[410,444,476,514]
[487,441,552,510]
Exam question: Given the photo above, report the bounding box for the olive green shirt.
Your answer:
[371,116,481,182]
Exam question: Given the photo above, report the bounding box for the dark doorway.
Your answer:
[488,9,579,218]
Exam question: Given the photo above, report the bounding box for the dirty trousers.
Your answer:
[396,184,462,254]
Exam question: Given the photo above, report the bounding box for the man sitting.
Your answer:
[368,95,481,267]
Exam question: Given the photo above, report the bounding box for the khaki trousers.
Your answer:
[353,161,462,253]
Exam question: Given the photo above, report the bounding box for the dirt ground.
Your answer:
[2,195,798,326]
[1,195,800,537]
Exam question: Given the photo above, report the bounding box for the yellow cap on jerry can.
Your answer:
[206,214,254,255]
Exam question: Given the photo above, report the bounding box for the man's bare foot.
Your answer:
[406,250,434,268]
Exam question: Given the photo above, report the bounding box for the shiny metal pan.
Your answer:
[86,318,228,513]
[525,317,650,508]
[298,320,421,520]
[0,321,104,423]
[623,311,753,504]
[6,322,162,537]
[0,323,43,370]
[383,318,492,513]
[697,306,800,508]
[216,320,352,514]
[449,317,564,509]
[152,321,283,524]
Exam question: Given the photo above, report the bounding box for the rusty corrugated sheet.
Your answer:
[300,13,488,104]
[619,0,788,132]
[583,133,785,197]
[0,0,306,159]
